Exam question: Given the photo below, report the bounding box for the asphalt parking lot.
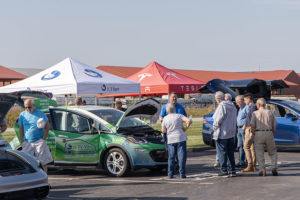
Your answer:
[45,148,300,200]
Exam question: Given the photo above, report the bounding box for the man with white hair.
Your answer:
[213,91,237,177]
[235,95,248,168]
[251,98,278,176]
[18,98,53,173]
[162,104,192,179]
[225,93,233,101]
[214,93,234,168]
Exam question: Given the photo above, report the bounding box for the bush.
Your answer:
[184,105,215,117]
[5,106,24,128]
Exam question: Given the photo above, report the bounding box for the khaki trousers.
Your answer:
[243,128,256,166]
[254,131,278,172]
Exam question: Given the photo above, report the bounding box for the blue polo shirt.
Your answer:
[18,109,48,142]
[160,103,187,118]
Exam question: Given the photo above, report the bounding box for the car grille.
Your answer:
[149,149,168,162]
[0,186,49,199]
[146,137,164,144]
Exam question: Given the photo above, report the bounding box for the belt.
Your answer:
[237,126,243,128]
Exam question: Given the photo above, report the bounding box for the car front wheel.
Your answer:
[104,148,129,177]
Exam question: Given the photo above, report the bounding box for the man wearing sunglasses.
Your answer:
[18,98,53,173]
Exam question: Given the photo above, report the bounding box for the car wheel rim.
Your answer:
[106,152,125,175]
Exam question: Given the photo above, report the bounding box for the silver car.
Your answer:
[0,91,50,199]
[0,149,49,199]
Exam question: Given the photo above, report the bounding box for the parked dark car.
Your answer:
[0,92,50,199]
[200,79,300,147]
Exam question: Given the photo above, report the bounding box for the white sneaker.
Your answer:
[214,162,220,168]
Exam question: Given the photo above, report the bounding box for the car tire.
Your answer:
[104,148,129,177]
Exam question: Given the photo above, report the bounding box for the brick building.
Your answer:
[97,64,300,98]
[0,65,27,86]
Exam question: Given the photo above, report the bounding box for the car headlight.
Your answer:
[127,137,148,144]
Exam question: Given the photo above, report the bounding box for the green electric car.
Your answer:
[10,98,167,177]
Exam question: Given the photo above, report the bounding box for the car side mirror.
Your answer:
[285,113,298,121]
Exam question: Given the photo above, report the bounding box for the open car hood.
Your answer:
[198,79,237,99]
[115,98,161,129]
[0,91,54,122]
[198,78,288,99]
[0,94,19,122]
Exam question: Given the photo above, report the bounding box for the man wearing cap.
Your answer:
[18,98,53,173]
[75,97,83,106]
[115,100,126,112]
[251,98,278,176]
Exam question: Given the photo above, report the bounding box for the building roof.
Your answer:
[173,69,296,85]
[96,65,297,86]
[0,65,27,79]
[11,68,43,76]
[97,65,142,78]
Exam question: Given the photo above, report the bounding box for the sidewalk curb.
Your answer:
[187,146,213,152]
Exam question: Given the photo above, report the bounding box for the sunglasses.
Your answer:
[25,106,32,109]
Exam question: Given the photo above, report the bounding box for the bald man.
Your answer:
[18,98,53,173]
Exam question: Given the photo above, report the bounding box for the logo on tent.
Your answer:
[41,70,61,80]
[84,69,102,78]
[101,84,106,91]
[166,72,180,79]
[138,73,152,82]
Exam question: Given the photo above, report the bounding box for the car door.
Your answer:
[267,103,299,145]
[50,108,100,164]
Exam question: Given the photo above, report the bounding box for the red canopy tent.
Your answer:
[97,61,205,97]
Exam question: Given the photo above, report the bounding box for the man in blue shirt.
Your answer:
[235,95,249,167]
[159,92,187,122]
[18,98,53,173]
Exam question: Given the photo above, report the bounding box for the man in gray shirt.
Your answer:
[213,91,237,177]
[162,104,192,179]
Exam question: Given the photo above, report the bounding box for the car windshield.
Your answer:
[280,100,300,112]
[90,109,146,127]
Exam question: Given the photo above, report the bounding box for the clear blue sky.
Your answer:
[1,0,300,72]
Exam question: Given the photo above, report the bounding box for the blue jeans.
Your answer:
[237,128,246,165]
[216,137,235,172]
[168,141,187,178]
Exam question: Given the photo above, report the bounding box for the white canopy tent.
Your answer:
[0,58,140,96]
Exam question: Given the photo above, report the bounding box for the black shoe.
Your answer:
[218,171,228,177]
[235,163,242,168]
[272,169,278,176]
[229,171,237,177]
[241,163,248,168]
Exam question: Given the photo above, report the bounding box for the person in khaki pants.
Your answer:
[250,98,278,176]
[242,93,257,172]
